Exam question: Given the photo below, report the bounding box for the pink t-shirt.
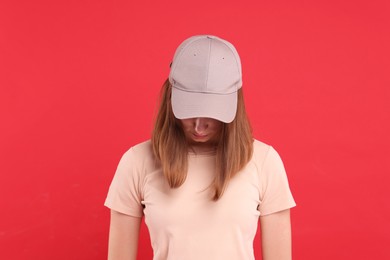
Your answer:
[105,139,296,260]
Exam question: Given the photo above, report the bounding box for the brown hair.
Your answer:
[152,79,253,200]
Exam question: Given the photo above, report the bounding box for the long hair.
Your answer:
[152,79,253,200]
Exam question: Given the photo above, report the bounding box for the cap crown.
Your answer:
[169,35,242,95]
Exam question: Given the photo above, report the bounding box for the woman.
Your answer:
[105,35,296,260]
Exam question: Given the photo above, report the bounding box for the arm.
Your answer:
[108,209,142,260]
[260,209,292,260]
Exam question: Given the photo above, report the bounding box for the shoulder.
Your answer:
[253,139,271,154]
[122,140,153,157]
[252,139,271,164]
[119,140,157,169]
[129,140,154,156]
[251,139,284,168]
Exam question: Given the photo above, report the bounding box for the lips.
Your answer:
[193,133,208,138]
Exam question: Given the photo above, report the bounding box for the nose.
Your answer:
[194,118,208,133]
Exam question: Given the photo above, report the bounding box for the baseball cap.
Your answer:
[169,35,242,123]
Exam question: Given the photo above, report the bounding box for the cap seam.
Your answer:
[205,38,212,92]
[224,42,242,90]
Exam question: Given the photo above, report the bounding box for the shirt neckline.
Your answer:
[188,149,217,157]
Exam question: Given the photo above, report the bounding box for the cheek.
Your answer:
[181,123,193,132]
[180,119,193,128]
[209,122,223,133]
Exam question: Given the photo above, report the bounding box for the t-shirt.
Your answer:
[104,139,296,260]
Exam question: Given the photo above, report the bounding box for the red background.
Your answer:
[1,0,389,259]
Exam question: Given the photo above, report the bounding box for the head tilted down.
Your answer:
[152,35,253,200]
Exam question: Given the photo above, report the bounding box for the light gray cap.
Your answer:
[169,35,242,123]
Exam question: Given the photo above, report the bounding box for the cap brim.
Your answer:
[171,87,237,123]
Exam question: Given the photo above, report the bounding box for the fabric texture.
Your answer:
[104,139,296,260]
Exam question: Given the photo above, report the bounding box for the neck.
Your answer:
[188,142,217,154]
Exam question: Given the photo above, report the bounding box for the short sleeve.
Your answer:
[258,146,296,216]
[104,148,144,217]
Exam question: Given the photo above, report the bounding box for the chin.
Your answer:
[191,138,210,143]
